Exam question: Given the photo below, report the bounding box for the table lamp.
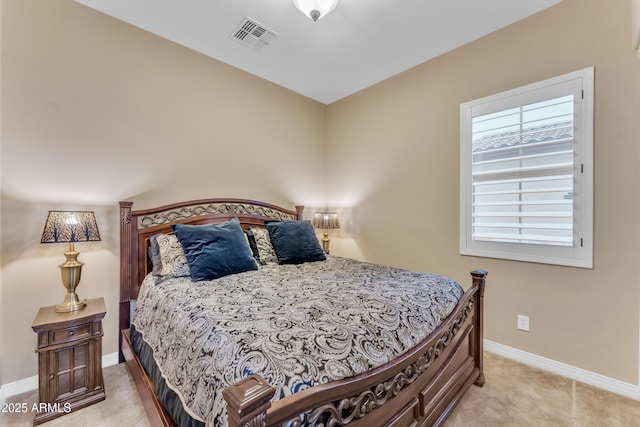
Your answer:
[40,211,101,312]
[312,212,340,254]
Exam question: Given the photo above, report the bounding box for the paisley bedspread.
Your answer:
[132,256,464,426]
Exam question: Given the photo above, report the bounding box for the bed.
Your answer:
[118,198,487,427]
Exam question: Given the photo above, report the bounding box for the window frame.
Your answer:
[460,67,594,268]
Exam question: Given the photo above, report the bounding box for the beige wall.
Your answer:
[327,0,640,384]
[0,0,325,384]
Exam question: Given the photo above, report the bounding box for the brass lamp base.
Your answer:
[56,294,87,313]
[56,243,87,313]
[322,231,331,254]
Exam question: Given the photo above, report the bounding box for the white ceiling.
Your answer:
[76,0,562,105]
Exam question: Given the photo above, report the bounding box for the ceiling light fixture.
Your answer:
[292,0,339,22]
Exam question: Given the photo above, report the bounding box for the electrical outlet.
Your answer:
[517,315,530,332]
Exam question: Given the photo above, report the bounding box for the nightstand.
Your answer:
[31,297,106,425]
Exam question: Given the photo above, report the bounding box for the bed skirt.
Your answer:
[130,325,204,427]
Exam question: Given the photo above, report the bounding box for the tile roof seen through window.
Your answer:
[473,121,573,152]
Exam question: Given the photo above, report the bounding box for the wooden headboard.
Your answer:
[118,198,303,358]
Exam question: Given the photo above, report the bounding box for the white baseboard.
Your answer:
[0,375,38,406]
[101,352,119,367]
[484,339,640,401]
[0,352,119,404]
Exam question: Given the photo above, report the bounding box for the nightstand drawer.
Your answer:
[49,322,92,345]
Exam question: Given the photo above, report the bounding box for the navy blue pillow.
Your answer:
[171,218,258,281]
[266,220,326,264]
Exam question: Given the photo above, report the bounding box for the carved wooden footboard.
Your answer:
[222,271,486,427]
[119,199,487,427]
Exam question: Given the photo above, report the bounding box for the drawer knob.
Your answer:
[69,331,74,336]
[49,374,54,380]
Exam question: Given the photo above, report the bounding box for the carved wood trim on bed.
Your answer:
[118,198,487,427]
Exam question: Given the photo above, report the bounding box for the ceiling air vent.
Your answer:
[230,17,279,52]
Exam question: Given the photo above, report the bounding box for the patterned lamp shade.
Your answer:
[311,212,340,230]
[41,211,101,244]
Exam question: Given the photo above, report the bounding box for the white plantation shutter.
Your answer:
[472,95,575,246]
[460,68,593,268]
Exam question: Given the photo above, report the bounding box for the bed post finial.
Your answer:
[223,374,276,427]
[295,205,304,220]
[471,270,487,297]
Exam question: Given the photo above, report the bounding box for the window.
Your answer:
[460,67,593,268]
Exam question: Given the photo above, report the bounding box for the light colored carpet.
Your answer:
[0,363,150,427]
[1,352,638,426]
[444,353,640,427]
